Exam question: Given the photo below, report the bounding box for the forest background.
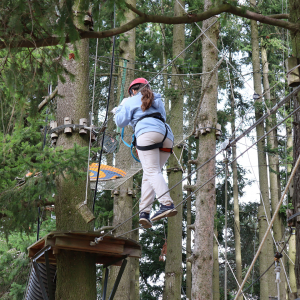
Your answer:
[0,0,299,299]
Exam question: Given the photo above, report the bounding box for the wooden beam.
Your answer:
[54,237,125,254]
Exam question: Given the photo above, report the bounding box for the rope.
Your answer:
[92,6,116,212]
[84,38,99,207]
[244,137,293,293]
[213,233,249,300]
[95,95,300,242]
[37,85,51,241]
[96,104,300,243]
[149,0,185,90]
[234,153,300,299]
[241,230,293,295]
[177,0,270,110]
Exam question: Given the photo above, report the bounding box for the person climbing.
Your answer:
[113,78,177,229]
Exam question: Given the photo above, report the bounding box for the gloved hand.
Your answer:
[111,107,118,114]
[119,97,130,106]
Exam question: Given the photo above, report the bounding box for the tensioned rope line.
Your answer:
[234,153,300,299]
[94,58,216,76]
[84,38,99,209]
[213,233,249,300]
[97,101,300,242]
[175,0,284,136]
[95,87,300,240]
[141,17,220,90]
[149,0,185,91]
[92,17,221,191]
[92,56,284,78]
[92,5,116,212]
[177,0,284,139]
[95,54,285,75]
[244,137,293,293]
[240,229,293,296]
[228,85,300,148]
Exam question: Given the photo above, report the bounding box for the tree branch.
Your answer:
[38,86,58,111]
[125,3,146,17]
[266,13,289,19]
[0,3,299,50]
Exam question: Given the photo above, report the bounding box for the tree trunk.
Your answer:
[287,114,297,298]
[213,228,220,300]
[250,2,274,297]
[261,45,285,299]
[230,90,243,300]
[186,140,192,300]
[161,1,169,116]
[163,1,184,299]
[55,2,96,299]
[191,0,219,298]
[289,0,300,295]
[107,1,136,299]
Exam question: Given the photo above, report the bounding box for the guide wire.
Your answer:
[244,137,293,293]
[234,153,300,299]
[213,233,249,300]
[92,6,116,212]
[240,230,293,295]
[97,103,300,242]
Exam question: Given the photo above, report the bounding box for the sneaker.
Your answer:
[150,203,177,222]
[139,212,152,229]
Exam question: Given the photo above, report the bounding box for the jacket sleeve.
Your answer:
[115,104,133,128]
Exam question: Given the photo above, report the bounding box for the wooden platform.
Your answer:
[27,231,141,266]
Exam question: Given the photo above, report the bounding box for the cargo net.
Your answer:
[89,54,201,190]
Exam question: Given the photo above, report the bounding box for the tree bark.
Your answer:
[163,1,184,299]
[262,44,285,299]
[287,113,297,297]
[55,1,96,299]
[213,228,220,300]
[107,1,136,299]
[191,0,219,298]
[289,0,300,295]
[250,2,275,298]
[230,82,243,300]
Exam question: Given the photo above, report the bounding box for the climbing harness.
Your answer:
[121,112,173,163]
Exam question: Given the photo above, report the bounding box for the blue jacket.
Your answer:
[115,92,174,141]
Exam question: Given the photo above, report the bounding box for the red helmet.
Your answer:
[128,78,149,95]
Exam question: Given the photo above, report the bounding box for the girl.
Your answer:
[114,78,177,228]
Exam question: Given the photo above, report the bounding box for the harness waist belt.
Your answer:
[134,113,172,152]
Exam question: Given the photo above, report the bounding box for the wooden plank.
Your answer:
[96,256,123,266]
[54,237,124,254]
[27,238,45,251]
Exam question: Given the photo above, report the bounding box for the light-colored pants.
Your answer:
[137,132,174,213]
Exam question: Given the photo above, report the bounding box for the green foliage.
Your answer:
[0,249,29,299]
[279,202,294,218]
[0,114,89,235]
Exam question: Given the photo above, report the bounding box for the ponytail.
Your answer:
[141,84,154,111]
[131,83,154,111]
